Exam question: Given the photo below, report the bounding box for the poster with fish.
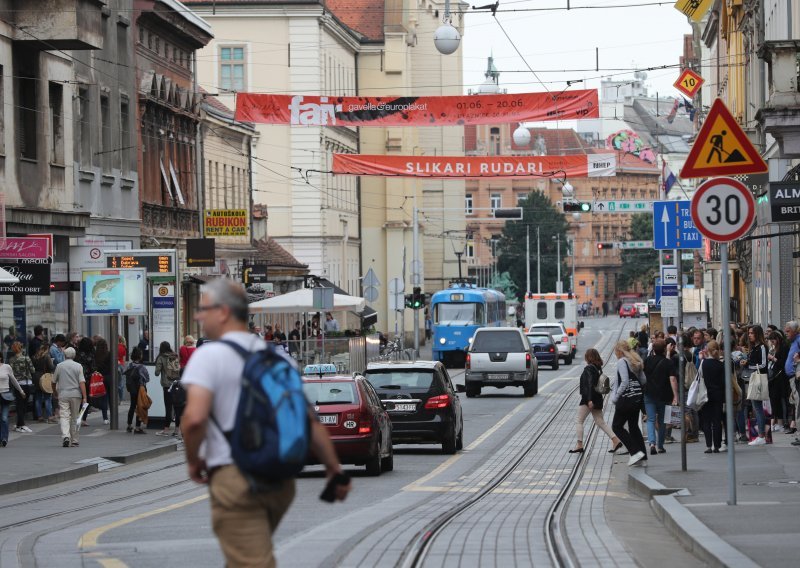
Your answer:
[81,268,147,315]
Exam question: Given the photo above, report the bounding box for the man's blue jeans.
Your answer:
[644,395,667,449]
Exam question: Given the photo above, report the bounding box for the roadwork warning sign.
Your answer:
[680,98,767,179]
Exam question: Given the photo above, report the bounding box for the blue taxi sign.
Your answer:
[303,363,338,375]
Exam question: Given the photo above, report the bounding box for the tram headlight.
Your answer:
[439,337,446,345]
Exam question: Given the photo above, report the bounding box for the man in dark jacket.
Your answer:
[643,340,678,454]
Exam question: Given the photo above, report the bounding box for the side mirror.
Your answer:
[455,384,466,393]
[568,332,574,337]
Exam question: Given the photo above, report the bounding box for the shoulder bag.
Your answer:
[615,362,643,412]
[688,360,708,410]
[746,369,769,401]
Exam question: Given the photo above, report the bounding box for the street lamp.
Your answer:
[512,124,531,147]
[434,0,461,55]
[552,234,562,293]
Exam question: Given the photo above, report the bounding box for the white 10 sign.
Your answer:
[690,177,756,242]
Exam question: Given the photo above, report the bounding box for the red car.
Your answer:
[302,365,394,476]
[619,304,638,318]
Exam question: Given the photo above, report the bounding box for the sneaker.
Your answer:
[791,439,800,446]
[1,440,7,447]
[628,451,646,466]
[686,436,699,443]
[748,437,767,446]
[155,430,170,437]
[71,441,79,447]
[14,426,26,433]
[719,443,727,452]
[785,428,797,435]
[738,434,750,443]
[133,428,146,434]
[650,445,657,456]
[63,437,70,447]
[103,419,109,425]
[664,436,676,444]
[126,426,133,433]
[21,426,33,433]
[774,425,785,433]
[47,418,57,424]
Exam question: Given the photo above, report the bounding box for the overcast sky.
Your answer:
[460,2,694,100]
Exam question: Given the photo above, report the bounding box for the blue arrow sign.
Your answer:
[652,200,703,250]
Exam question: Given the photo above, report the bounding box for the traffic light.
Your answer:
[597,242,614,250]
[663,252,674,263]
[405,293,414,308]
[563,201,592,213]
[411,287,424,309]
[492,207,523,219]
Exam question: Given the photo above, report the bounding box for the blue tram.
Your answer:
[430,284,507,367]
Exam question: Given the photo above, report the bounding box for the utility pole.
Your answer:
[413,200,420,357]
[537,226,541,293]
[571,236,576,294]
[556,233,562,293]
[526,225,531,294]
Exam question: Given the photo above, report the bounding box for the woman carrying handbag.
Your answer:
[569,348,621,454]
[742,325,769,446]
[611,341,648,466]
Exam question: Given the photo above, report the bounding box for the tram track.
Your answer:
[397,319,632,568]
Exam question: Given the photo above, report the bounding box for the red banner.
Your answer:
[235,91,599,127]
[332,154,616,179]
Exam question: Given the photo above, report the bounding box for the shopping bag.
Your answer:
[75,402,89,430]
[665,404,682,427]
[746,371,769,401]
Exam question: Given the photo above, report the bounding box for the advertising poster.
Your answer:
[0,261,52,296]
[235,90,599,127]
[332,153,616,179]
[204,209,248,237]
[152,284,176,360]
[81,268,147,315]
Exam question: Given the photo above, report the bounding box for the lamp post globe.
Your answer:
[512,125,531,147]
[434,23,461,55]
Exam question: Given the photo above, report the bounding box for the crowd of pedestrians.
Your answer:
[0,326,197,448]
[573,318,800,465]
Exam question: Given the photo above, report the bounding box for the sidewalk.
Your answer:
[626,427,800,567]
[0,404,180,496]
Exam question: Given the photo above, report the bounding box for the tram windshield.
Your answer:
[434,302,485,325]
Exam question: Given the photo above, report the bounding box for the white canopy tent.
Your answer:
[248,288,365,314]
[0,267,20,284]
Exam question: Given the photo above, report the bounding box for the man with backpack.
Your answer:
[181,279,351,567]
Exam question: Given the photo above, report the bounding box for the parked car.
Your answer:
[465,328,538,398]
[619,304,638,318]
[634,302,648,316]
[525,332,559,370]
[527,322,574,364]
[365,360,463,454]
[302,364,393,476]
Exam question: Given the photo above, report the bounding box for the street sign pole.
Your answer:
[721,243,737,505]
[677,255,686,471]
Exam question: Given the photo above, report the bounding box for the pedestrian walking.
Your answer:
[32,343,55,423]
[611,340,648,466]
[50,334,66,365]
[93,338,112,424]
[155,341,181,436]
[767,331,790,432]
[642,340,678,455]
[52,347,87,448]
[570,348,620,454]
[124,347,150,433]
[181,278,350,567]
[698,341,725,453]
[76,337,97,426]
[9,341,35,433]
[117,335,128,402]
[0,354,25,447]
[743,325,769,446]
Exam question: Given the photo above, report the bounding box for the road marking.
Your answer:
[79,494,208,549]
[403,401,528,492]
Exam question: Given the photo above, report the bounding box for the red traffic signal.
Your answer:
[597,242,614,250]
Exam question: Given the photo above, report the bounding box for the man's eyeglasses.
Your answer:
[196,304,222,312]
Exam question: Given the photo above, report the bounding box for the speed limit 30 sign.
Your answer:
[690,177,756,242]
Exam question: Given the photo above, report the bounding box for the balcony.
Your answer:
[12,0,105,50]
[142,203,200,237]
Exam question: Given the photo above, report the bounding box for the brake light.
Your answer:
[465,353,471,369]
[526,352,531,368]
[424,394,451,410]
[358,417,372,434]
[549,346,555,353]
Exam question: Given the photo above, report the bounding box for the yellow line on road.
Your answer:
[403,400,528,492]
[79,494,208,550]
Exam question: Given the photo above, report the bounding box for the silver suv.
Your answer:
[465,327,538,398]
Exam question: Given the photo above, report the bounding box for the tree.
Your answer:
[619,213,659,292]
[496,191,569,301]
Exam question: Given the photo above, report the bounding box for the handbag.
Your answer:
[746,370,769,401]
[689,361,709,410]
[594,370,611,395]
[89,371,107,398]
[615,363,643,412]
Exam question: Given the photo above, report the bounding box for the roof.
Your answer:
[182,0,385,42]
[366,360,442,371]
[255,238,308,269]
[159,0,214,36]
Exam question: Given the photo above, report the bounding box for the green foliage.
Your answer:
[496,191,569,301]
[619,213,659,292]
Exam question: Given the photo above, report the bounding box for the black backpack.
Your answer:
[124,365,141,391]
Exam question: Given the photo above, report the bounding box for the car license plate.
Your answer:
[487,374,508,380]
[394,403,416,412]
[319,414,338,425]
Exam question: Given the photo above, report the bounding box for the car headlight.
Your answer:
[439,337,446,345]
